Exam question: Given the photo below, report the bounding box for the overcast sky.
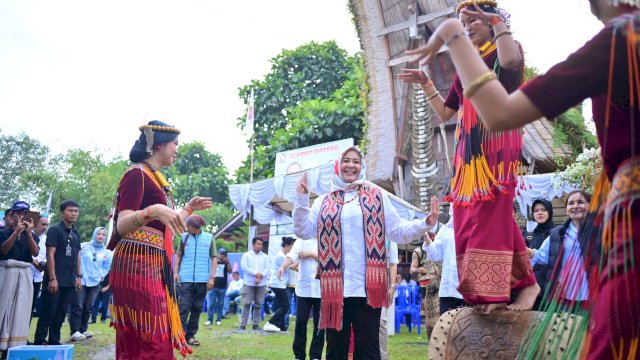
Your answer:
[0,0,602,175]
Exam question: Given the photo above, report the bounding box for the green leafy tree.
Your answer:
[45,150,127,242]
[235,47,366,182]
[237,41,353,149]
[0,130,53,206]
[553,105,598,157]
[164,142,230,206]
[522,65,597,158]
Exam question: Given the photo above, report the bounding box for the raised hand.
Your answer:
[186,196,213,211]
[296,172,309,195]
[460,3,498,26]
[425,196,440,227]
[397,68,430,85]
[405,32,445,67]
[24,217,35,232]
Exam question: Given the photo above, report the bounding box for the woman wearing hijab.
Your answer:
[107,120,212,359]
[69,227,112,341]
[523,198,555,309]
[293,146,439,360]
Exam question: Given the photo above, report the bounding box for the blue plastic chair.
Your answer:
[394,284,421,334]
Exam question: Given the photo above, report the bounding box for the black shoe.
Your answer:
[239,325,246,330]
[89,319,96,324]
[101,319,107,324]
[32,340,46,345]
[252,325,260,330]
[48,340,62,345]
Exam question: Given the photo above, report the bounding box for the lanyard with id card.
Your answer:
[65,232,74,257]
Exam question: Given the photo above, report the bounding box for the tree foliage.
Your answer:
[522,65,598,158]
[0,130,233,243]
[235,43,366,182]
[164,141,230,206]
[0,130,53,206]
[553,105,598,157]
[237,41,353,148]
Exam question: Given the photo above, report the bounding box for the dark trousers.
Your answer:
[325,297,381,360]
[178,282,207,339]
[91,288,111,322]
[439,297,465,315]
[293,296,324,360]
[30,281,42,324]
[268,287,290,330]
[34,286,76,344]
[70,285,100,334]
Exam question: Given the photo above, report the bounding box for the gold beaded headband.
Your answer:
[456,0,498,13]
[139,124,181,154]
[138,124,181,135]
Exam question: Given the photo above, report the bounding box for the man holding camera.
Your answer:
[0,201,39,352]
[34,200,82,345]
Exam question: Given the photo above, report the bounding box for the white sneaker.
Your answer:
[263,322,281,332]
[82,331,94,338]
[204,320,212,326]
[71,331,86,341]
[216,320,222,326]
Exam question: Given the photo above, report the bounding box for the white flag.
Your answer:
[245,89,255,139]
[44,191,53,217]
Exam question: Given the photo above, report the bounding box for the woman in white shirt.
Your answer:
[263,236,295,332]
[293,146,439,360]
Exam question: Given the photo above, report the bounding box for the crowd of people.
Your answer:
[1,0,639,359]
[0,200,114,355]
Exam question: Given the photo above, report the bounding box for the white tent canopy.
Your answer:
[229,162,427,225]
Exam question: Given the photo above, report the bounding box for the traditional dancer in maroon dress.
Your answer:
[107,121,212,359]
[403,0,640,357]
[399,0,538,313]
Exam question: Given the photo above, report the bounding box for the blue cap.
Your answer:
[11,201,30,212]
[219,247,227,254]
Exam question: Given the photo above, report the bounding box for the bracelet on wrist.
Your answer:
[182,207,194,216]
[490,15,501,26]
[444,31,467,47]
[48,278,56,282]
[463,71,497,99]
[426,91,440,101]
[132,211,143,227]
[142,207,154,221]
[493,30,513,42]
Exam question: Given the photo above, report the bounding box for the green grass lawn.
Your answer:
[28,313,428,360]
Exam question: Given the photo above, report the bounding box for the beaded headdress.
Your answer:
[138,123,181,154]
[456,0,511,28]
[455,0,497,13]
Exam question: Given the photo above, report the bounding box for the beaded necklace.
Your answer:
[141,161,175,208]
[331,186,363,205]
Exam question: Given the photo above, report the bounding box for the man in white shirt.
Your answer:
[30,216,49,323]
[223,271,244,316]
[422,208,464,315]
[278,238,324,360]
[239,237,270,331]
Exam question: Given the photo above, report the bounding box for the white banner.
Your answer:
[274,138,353,176]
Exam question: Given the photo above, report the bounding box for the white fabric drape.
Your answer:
[229,162,426,224]
[515,172,579,218]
